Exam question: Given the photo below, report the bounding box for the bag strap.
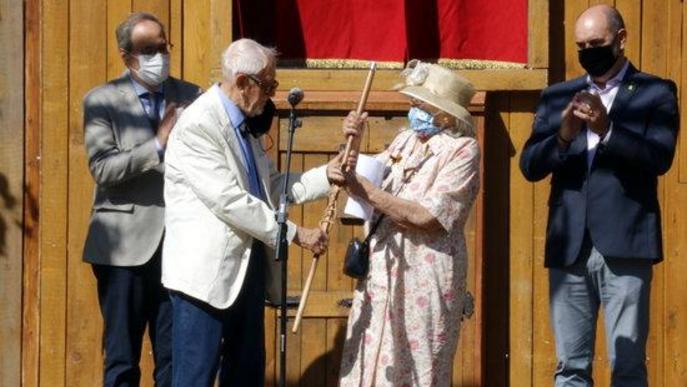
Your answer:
[362,149,431,243]
[364,214,385,243]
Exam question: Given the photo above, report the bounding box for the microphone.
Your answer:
[287,87,304,106]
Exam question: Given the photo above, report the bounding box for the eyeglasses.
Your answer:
[130,42,173,56]
[245,74,279,94]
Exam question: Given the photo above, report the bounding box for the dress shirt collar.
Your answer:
[586,59,630,93]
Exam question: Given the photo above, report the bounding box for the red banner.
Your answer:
[234,0,528,65]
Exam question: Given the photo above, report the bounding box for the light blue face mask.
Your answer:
[407,107,442,138]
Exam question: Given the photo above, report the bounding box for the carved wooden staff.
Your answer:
[292,62,377,333]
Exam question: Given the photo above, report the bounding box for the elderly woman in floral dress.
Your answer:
[338,60,480,387]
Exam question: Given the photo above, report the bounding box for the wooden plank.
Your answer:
[641,3,669,386]
[182,0,211,88]
[472,113,487,386]
[564,1,590,80]
[615,0,642,65]
[663,137,687,386]
[679,1,687,183]
[455,200,476,385]
[506,91,533,387]
[325,319,348,387]
[528,86,556,386]
[300,319,327,385]
[666,0,682,102]
[664,2,687,384]
[133,0,168,24]
[301,154,330,294]
[286,318,302,384]
[528,0,550,69]
[65,0,107,386]
[641,0,669,77]
[264,308,277,386]
[272,90,486,112]
[548,0,566,83]
[22,0,42,385]
[591,317,611,385]
[38,0,71,385]
[483,93,511,387]
[106,0,131,80]
[281,152,304,291]
[0,0,25,386]
[276,68,549,92]
[169,0,182,78]
[456,112,488,386]
[209,0,231,82]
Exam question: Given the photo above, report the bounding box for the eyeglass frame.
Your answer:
[125,41,174,56]
[244,73,279,94]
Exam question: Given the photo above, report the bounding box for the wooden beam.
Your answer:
[272,91,486,112]
[22,0,41,386]
[275,69,548,92]
[39,0,70,385]
[528,0,550,69]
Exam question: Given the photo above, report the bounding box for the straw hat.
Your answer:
[397,60,476,132]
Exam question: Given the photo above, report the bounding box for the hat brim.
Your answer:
[399,86,474,128]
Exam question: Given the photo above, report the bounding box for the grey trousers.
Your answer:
[549,245,652,387]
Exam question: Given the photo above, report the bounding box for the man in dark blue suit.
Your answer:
[520,5,678,387]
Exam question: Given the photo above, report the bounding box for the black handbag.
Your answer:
[343,214,385,279]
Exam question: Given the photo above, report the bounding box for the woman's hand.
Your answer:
[343,171,372,200]
[342,111,368,139]
[326,150,359,186]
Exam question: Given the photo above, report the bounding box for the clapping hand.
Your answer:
[572,91,609,136]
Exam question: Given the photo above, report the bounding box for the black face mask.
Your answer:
[243,98,275,137]
[578,42,619,77]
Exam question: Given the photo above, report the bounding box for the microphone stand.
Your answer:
[274,100,301,387]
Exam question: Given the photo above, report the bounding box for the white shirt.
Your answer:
[585,60,630,168]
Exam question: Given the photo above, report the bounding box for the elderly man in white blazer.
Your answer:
[162,38,349,387]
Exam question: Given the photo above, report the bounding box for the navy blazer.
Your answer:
[520,63,679,267]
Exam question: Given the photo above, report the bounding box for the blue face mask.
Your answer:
[408,107,442,138]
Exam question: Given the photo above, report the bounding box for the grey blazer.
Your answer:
[82,74,202,266]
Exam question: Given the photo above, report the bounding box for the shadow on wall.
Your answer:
[299,321,346,386]
[0,173,20,258]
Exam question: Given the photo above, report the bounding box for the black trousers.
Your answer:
[92,250,172,387]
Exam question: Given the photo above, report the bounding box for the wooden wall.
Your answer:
[5,0,687,386]
[22,1,230,386]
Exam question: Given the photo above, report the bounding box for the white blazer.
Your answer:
[162,85,330,309]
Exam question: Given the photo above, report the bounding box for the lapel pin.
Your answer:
[628,84,635,91]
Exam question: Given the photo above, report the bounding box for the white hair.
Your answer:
[221,38,277,81]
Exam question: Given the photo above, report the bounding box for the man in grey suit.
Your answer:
[82,12,201,387]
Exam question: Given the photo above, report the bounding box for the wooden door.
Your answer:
[265,91,486,386]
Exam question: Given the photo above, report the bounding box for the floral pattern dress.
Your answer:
[339,129,480,387]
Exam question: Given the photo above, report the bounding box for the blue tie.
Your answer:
[238,122,266,201]
[144,92,162,129]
